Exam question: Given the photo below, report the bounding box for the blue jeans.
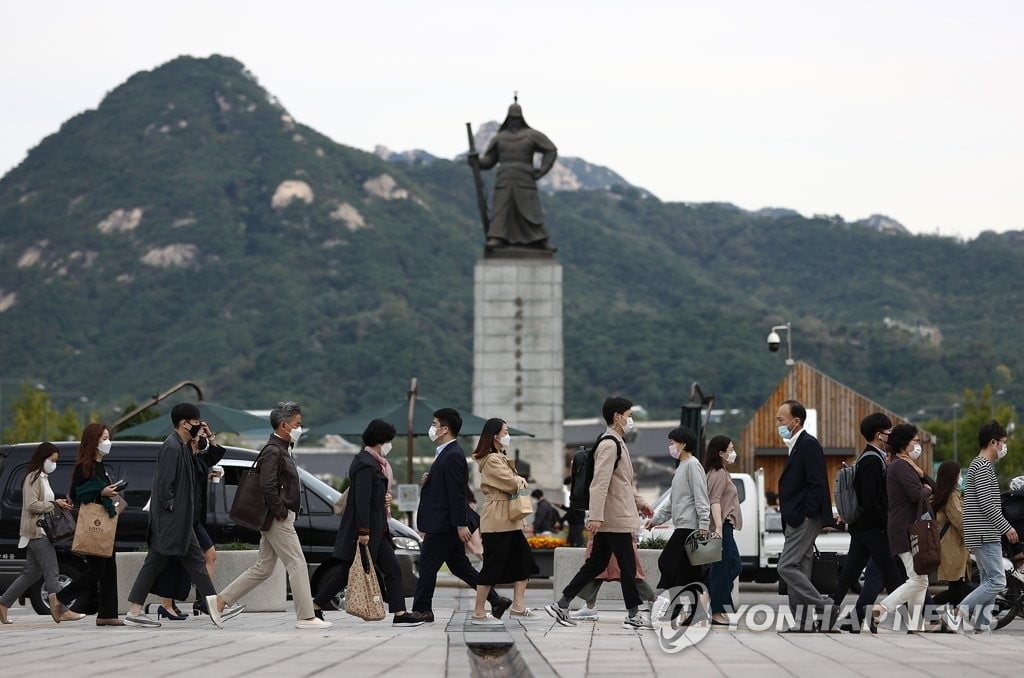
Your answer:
[959,541,1006,629]
[708,522,742,614]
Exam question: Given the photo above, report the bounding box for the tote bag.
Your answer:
[71,502,118,557]
[509,488,534,522]
[38,506,78,543]
[229,451,270,531]
[684,531,723,566]
[909,498,941,575]
[345,543,386,621]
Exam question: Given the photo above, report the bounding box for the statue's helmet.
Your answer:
[500,103,530,131]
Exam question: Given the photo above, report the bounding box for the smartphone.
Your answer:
[111,479,128,491]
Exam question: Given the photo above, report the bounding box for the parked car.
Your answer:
[0,441,420,614]
[638,468,850,583]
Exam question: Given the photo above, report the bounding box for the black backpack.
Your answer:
[569,434,622,511]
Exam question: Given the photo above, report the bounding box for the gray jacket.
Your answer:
[652,455,710,531]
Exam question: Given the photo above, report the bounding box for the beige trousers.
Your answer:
[220,511,314,620]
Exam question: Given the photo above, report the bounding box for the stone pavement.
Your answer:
[2,581,1024,677]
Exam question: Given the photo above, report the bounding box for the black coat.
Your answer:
[333,450,390,562]
[149,433,221,555]
[778,430,833,529]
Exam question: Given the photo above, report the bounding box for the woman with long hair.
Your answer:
[931,460,970,605]
[869,423,935,632]
[470,417,538,624]
[54,423,125,626]
[0,442,83,624]
[703,435,743,625]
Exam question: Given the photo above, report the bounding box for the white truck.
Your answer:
[640,468,850,582]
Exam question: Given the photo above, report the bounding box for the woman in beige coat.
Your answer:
[470,418,538,624]
[0,442,82,624]
[931,460,970,605]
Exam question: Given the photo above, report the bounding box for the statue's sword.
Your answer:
[466,122,490,237]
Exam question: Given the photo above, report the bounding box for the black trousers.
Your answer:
[832,525,903,620]
[128,532,216,605]
[561,532,640,610]
[57,555,118,619]
[413,529,502,613]
[314,541,408,613]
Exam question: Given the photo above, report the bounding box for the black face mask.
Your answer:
[187,422,202,438]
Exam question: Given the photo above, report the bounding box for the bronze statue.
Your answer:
[467,99,557,253]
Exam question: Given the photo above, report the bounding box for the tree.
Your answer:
[2,385,81,443]
[923,384,1022,485]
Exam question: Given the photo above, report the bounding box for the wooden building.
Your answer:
[738,361,934,497]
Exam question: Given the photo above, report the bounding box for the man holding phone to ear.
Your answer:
[123,403,242,628]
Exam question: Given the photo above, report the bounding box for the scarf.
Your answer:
[366,446,395,492]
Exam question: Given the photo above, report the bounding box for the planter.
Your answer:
[530,549,556,578]
[551,547,663,602]
[115,549,287,614]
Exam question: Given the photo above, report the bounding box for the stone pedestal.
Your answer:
[473,258,564,494]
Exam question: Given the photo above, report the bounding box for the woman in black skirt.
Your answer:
[471,418,538,624]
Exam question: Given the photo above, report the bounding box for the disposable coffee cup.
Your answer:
[211,465,224,483]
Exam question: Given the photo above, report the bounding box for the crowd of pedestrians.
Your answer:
[1,395,1019,637]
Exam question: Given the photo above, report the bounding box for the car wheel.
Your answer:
[28,559,84,615]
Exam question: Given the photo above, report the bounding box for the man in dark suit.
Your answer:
[776,399,834,630]
[412,408,511,621]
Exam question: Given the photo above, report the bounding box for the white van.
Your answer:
[639,468,850,582]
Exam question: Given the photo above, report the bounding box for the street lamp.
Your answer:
[952,402,961,466]
[766,322,794,366]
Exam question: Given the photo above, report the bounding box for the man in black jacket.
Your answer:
[531,490,561,534]
[830,413,904,628]
[776,399,834,630]
[411,408,511,621]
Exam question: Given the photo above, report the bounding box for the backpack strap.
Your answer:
[594,434,623,470]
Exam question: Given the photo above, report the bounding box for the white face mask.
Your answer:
[289,426,303,444]
[97,440,112,456]
[381,442,393,457]
[725,450,737,465]
[669,444,681,460]
[43,460,57,474]
[998,443,1009,460]
[499,434,511,448]
[624,416,635,432]
[909,443,922,461]
[428,425,439,442]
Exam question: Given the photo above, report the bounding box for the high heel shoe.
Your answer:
[157,605,188,621]
[193,598,208,617]
[866,604,886,634]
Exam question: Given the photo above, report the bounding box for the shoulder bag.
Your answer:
[38,505,78,543]
[229,448,271,531]
[909,496,942,575]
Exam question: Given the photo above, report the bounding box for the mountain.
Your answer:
[1,55,1023,429]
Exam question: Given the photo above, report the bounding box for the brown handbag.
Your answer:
[229,451,271,531]
[345,543,386,621]
[71,502,118,557]
[909,497,942,575]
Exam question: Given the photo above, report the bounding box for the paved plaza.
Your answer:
[2,581,1023,677]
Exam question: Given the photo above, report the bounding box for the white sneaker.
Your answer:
[296,617,333,629]
[124,612,161,628]
[206,595,224,629]
[222,603,245,622]
[469,614,503,626]
[650,595,671,625]
[571,607,600,621]
[943,607,963,633]
[622,613,654,630]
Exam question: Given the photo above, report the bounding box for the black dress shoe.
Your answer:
[491,597,513,620]
[415,611,435,623]
[313,609,324,621]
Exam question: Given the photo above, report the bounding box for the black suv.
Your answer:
[0,441,420,613]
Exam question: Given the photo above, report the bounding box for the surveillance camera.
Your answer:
[766,330,781,352]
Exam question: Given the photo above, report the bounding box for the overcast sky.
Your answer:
[2,1,1021,239]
